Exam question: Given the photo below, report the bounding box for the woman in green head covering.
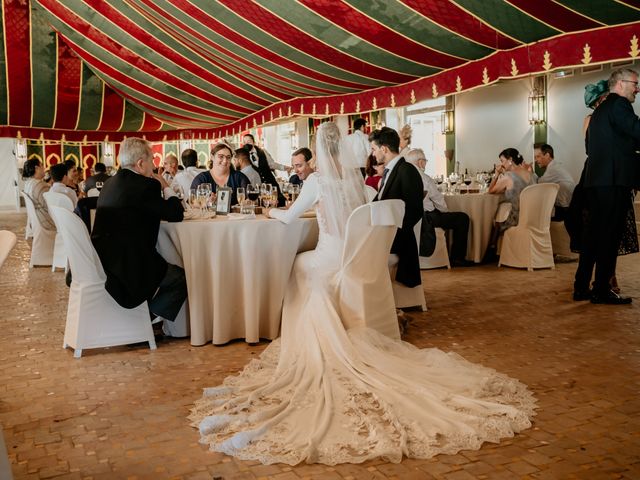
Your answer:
[582,79,609,135]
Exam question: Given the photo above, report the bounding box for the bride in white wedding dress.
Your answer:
[189,122,535,465]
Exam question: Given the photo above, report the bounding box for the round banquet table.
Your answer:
[444,193,500,263]
[157,215,318,345]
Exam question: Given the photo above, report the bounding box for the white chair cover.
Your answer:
[25,217,33,239]
[550,221,578,259]
[390,219,427,311]
[338,200,403,340]
[498,183,559,271]
[48,206,156,358]
[21,192,55,268]
[87,188,100,197]
[0,231,17,269]
[43,191,74,272]
[364,185,377,202]
[416,223,450,270]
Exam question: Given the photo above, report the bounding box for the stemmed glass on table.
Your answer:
[196,183,213,216]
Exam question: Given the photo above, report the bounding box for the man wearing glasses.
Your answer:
[574,68,640,304]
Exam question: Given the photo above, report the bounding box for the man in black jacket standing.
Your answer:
[574,68,640,304]
[92,138,187,320]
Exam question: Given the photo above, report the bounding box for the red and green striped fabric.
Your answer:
[0,0,638,141]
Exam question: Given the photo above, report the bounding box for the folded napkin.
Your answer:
[227,212,256,220]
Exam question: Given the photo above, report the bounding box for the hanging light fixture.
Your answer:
[440,109,454,134]
[528,88,546,125]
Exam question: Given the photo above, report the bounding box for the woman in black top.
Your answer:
[191,143,250,206]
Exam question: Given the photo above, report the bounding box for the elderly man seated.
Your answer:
[91,137,186,323]
[406,149,473,268]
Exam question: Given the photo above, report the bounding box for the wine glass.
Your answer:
[197,184,212,215]
[236,187,246,207]
[448,173,459,194]
[291,184,300,203]
[247,184,259,206]
[259,183,272,208]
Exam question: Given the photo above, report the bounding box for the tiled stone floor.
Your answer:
[0,209,639,480]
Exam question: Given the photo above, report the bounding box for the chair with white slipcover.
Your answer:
[389,219,427,311]
[416,222,450,270]
[338,200,404,340]
[43,191,74,272]
[364,185,377,202]
[21,192,55,268]
[48,205,156,358]
[0,231,17,269]
[498,183,559,271]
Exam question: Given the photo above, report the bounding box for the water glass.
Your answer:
[236,187,246,206]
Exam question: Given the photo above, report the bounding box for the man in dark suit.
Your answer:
[370,127,424,288]
[574,68,640,304]
[91,138,187,320]
[83,162,111,192]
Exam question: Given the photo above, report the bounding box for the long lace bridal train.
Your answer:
[189,123,535,465]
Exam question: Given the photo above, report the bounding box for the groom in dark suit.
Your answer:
[370,127,424,288]
[91,138,187,320]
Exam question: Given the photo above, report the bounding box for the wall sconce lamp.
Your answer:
[15,138,27,167]
[441,109,455,134]
[102,141,114,167]
[528,89,546,125]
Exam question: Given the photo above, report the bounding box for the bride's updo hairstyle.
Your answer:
[499,147,524,165]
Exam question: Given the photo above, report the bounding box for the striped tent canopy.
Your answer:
[1,0,639,141]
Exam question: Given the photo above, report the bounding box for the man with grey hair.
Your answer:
[406,148,472,267]
[92,138,187,323]
[574,68,640,304]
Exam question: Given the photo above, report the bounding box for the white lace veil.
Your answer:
[315,122,368,239]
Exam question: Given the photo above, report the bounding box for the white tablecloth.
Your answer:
[444,193,500,262]
[157,216,319,345]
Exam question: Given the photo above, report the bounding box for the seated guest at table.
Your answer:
[364,154,383,190]
[488,147,536,231]
[172,149,205,195]
[161,153,179,184]
[91,137,186,322]
[233,147,261,186]
[288,147,315,187]
[406,149,472,267]
[191,143,250,206]
[533,143,575,221]
[83,162,111,193]
[398,124,412,157]
[485,148,536,260]
[50,163,79,208]
[64,159,82,196]
[22,158,55,232]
